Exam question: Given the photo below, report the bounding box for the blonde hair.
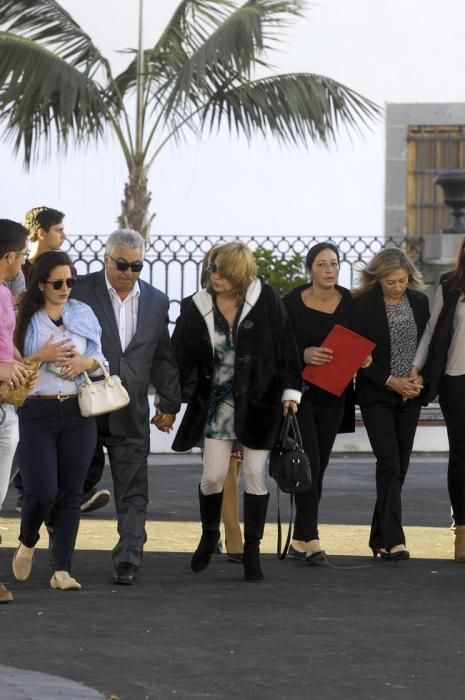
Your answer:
[353,248,425,296]
[206,241,257,302]
[200,244,221,288]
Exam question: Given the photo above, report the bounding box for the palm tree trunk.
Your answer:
[118,156,154,241]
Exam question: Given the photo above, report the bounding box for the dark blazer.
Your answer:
[421,271,461,404]
[351,283,429,407]
[72,270,181,439]
[172,278,302,451]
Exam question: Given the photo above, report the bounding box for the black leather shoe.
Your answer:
[287,544,307,561]
[113,563,137,585]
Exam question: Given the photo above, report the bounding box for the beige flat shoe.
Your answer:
[50,573,81,591]
[0,583,13,603]
[12,545,34,581]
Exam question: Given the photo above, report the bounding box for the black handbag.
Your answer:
[269,412,312,559]
[269,412,312,494]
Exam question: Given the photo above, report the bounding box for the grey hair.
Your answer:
[105,229,145,258]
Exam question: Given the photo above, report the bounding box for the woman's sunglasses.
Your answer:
[43,277,76,290]
[108,254,144,273]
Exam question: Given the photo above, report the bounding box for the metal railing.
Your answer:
[64,234,424,323]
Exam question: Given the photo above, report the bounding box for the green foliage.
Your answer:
[254,246,307,297]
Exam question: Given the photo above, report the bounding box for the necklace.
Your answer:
[48,316,63,327]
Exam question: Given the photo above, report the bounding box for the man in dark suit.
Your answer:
[72,229,181,584]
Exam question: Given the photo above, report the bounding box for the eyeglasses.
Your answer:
[15,250,29,261]
[107,254,143,273]
[43,277,76,290]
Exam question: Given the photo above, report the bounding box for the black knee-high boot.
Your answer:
[191,487,223,572]
[243,492,270,582]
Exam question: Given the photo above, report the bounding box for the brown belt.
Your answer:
[29,394,78,402]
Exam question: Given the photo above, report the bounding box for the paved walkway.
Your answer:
[0,452,463,700]
[0,666,105,700]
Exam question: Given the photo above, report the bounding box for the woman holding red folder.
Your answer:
[351,249,429,561]
[284,242,356,564]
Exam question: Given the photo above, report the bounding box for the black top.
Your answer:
[284,283,352,405]
[351,283,429,408]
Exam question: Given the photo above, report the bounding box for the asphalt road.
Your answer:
[0,452,463,700]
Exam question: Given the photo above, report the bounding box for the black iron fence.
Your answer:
[64,234,424,323]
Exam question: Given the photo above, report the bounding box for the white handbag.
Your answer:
[78,359,130,417]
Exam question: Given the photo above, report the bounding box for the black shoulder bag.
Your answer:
[269,412,312,559]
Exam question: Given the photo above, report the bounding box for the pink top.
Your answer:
[0,284,15,362]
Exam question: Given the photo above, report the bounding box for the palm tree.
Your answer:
[0,0,380,240]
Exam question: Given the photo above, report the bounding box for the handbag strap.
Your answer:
[81,357,110,384]
[288,412,304,449]
[277,412,292,450]
[276,489,294,560]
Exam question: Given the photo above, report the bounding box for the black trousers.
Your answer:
[293,394,345,542]
[361,390,421,551]
[439,374,465,526]
[17,398,97,572]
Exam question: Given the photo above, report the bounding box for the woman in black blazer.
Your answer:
[352,249,429,561]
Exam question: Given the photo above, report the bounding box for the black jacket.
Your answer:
[351,283,430,407]
[172,278,302,451]
[72,270,181,439]
[421,271,461,404]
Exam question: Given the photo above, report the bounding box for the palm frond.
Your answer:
[158,0,307,119]
[0,33,109,165]
[200,73,382,145]
[0,0,111,79]
[113,0,232,99]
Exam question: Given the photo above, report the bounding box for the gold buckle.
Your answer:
[57,392,69,402]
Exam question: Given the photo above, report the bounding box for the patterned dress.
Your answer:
[204,303,237,440]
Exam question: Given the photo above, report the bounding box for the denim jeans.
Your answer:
[0,403,19,508]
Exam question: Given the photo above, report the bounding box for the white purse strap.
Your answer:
[81,358,111,386]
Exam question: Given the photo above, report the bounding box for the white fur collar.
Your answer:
[192,277,263,352]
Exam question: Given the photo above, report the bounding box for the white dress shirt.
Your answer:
[105,273,140,351]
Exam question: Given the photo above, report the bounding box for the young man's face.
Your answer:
[4,243,28,282]
[40,222,66,251]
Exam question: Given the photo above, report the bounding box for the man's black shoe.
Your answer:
[113,563,137,585]
[81,488,111,514]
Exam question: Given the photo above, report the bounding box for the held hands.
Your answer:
[387,374,422,400]
[303,346,333,366]
[151,409,176,433]
[283,400,298,416]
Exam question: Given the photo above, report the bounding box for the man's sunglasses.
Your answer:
[44,277,76,290]
[108,254,144,273]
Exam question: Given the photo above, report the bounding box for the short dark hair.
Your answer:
[0,219,28,257]
[24,206,65,241]
[305,242,340,270]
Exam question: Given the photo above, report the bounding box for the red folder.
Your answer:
[302,324,376,397]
